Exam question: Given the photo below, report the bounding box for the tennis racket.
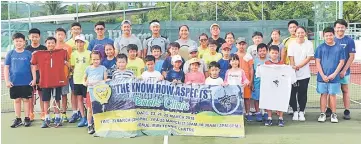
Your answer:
[32,86,45,121]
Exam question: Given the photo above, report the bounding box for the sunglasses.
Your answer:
[96,28,104,31]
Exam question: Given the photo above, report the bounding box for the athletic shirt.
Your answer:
[101,57,117,79]
[175,38,198,61]
[112,69,134,79]
[213,37,226,52]
[31,49,68,88]
[256,65,296,111]
[126,57,145,77]
[202,52,222,65]
[141,71,163,82]
[287,40,314,80]
[236,53,254,81]
[253,57,267,84]
[197,46,210,59]
[218,58,230,80]
[71,50,91,84]
[88,38,114,60]
[166,69,185,83]
[5,50,33,86]
[114,35,142,55]
[224,69,249,86]
[85,65,107,88]
[25,44,47,53]
[205,77,224,85]
[185,71,205,84]
[283,37,308,65]
[314,43,346,83]
[335,36,356,75]
[55,43,72,78]
[143,35,169,55]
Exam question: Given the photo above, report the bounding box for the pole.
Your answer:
[335,1,338,20]
[76,2,79,22]
[338,0,343,19]
[28,3,31,29]
[215,1,218,21]
[261,1,264,20]
[123,3,126,19]
[169,1,172,21]
[8,1,11,51]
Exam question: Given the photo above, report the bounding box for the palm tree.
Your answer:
[43,1,67,15]
[107,2,118,11]
[89,2,104,12]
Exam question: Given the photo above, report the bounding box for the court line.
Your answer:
[308,83,361,105]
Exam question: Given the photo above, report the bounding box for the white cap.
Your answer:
[75,34,86,42]
[172,55,183,63]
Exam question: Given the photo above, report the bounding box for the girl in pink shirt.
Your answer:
[185,58,205,84]
[224,55,250,86]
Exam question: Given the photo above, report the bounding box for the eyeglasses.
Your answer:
[96,28,104,31]
[200,39,208,42]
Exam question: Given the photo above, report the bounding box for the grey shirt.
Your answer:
[114,35,142,55]
[143,36,169,55]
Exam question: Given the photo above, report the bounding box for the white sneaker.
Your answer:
[331,113,338,123]
[299,111,306,121]
[292,111,299,121]
[318,113,326,122]
[288,106,293,115]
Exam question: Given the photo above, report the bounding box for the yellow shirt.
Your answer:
[282,36,307,65]
[198,46,210,59]
[66,38,90,52]
[71,50,91,84]
[126,57,145,77]
[202,52,222,65]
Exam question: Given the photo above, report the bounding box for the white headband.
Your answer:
[150,22,160,27]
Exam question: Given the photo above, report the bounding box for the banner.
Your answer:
[91,78,245,138]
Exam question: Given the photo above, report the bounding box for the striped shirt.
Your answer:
[112,69,134,79]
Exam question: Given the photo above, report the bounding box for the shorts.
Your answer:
[42,87,62,101]
[316,82,341,95]
[339,75,350,84]
[10,85,33,99]
[243,85,251,99]
[69,77,75,91]
[251,82,260,100]
[74,84,87,98]
[61,83,70,95]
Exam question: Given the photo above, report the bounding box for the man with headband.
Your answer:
[114,20,142,57]
[143,20,169,58]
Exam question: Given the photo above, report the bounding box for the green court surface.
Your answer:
[2,109,361,144]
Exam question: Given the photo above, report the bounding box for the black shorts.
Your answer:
[74,84,87,98]
[36,70,40,84]
[10,86,33,99]
[42,87,62,101]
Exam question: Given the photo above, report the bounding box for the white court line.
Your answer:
[308,84,361,105]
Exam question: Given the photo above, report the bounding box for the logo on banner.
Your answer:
[93,84,112,104]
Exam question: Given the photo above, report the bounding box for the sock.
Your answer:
[55,114,60,118]
[268,117,272,120]
[279,117,283,120]
[88,122,92,126]
[46,114,50,120]
[73,111,77,114]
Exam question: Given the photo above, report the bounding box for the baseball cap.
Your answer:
[172,55,183,63]
[188,46,198,53]
[221,43,232,50]
[189,58,200,64]
[75,34,86,42]
[210,23,220,30]
[236,37,247,44]
[121,20,131,26]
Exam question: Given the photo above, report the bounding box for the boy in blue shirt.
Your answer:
[88,21,114,59]
[5,33,36,128]
[218,43,231,80]
[315,27,345,123]
[166,55,185,83]
[161,42,185,78]
[333,19,356,120]
[150,45,164,72]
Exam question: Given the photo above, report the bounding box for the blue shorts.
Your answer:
[316,82,341,95]
[69,77,74,91]
[339,75,350,84]
[251,82,260,100]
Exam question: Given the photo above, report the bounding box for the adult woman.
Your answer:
[176,25,198,61]
[221,32,238,54]
[287,26,314,121]
[267,29,285,62]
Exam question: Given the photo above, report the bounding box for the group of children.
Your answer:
[4,19,355,134]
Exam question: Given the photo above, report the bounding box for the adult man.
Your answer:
[332,19,356,120]
[114,20,142,57]
[143,20,169,58]
[210,23,226,52]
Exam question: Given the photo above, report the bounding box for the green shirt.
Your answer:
[71,50,91,84]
